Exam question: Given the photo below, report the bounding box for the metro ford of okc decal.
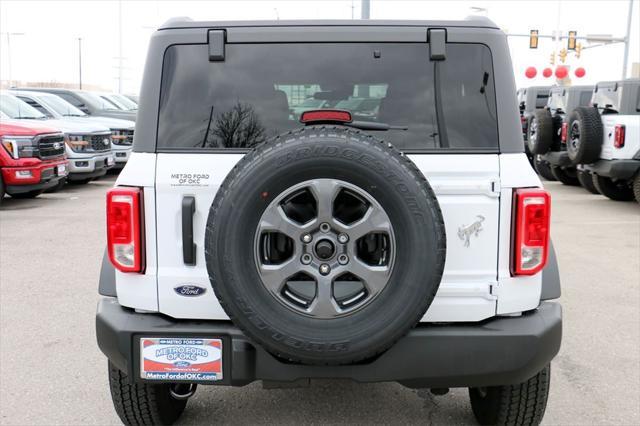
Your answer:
[140,338,222,381]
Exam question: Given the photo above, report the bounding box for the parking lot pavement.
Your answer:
[0,178,638,425]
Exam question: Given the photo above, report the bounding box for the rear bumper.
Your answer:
[2,158,68,194]
[542,151,572,167]
[583,159,640,180]
[97,298,562,388]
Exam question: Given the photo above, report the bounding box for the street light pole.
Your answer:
[361,0,370,19]
[621,0,634,79]
[78,37,82,90]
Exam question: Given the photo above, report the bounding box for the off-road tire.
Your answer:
[550,166,579,186]
[527,110,554,155]
[533,157,556,181]
[577,170,599,194]
[592,175,634,201]
[9,189,44,199]
[566,107,602,165]
[469,364,551,426]
[108,362,187,426]
[205,126,446,365]
[633,173,640,203]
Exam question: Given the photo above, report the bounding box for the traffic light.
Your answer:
[550,52,556,65]
[530,30,539,49]
[568,31,577,50]
[559,48,568,63]
[575,43,582,59]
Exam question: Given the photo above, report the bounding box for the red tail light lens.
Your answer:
[300,109,353,124]
[107,187,144,273]
[512,188,551,276]
[561,122,568,143]
[614,124,625,148]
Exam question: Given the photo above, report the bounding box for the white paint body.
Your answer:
[115,151,543,323]
[599,114,640,161]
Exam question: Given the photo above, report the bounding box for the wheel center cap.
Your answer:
[315,239,335,260]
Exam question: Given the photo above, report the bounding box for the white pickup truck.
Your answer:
[570,79,640,202]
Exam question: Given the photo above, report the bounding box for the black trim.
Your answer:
[543,151,572,167]
[67,167,109,181]
[5,175,64,194]
[99,249,117,297]
[208,30,226,61]
[541,241,561,301]
[584,159,640,180]
[97,298,561,388]
[433,61,449,148]
[181,196,197,265]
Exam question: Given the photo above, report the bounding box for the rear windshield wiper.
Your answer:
[345,121,408,131]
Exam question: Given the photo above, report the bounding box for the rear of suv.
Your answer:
[97,18,562,426]
[0,120,67,202]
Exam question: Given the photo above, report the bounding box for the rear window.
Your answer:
[158,43,498,151]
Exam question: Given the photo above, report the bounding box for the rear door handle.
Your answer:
[182,196,196,265]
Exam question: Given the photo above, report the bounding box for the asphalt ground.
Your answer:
[1,176,638,425]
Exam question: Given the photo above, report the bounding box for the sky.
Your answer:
[0,0,638,94]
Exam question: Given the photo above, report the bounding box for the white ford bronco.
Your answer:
[571,79,640,202]
[97,18,562,426]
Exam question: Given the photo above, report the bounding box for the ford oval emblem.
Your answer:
[174,284,207,297]
[174,361,191,367]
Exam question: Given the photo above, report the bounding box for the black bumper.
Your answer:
[6,174,64,194]
[543,151,572,167]
[96,298,562,389]
[68,166,109,181]
[584,159,640,180]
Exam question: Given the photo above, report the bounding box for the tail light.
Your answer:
[614,124,625,148]
[300,109,352,124]
[107,187,144,273]
[561,123,568,143]
[512,188,551,276]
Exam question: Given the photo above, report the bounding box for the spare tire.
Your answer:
[527,110,554,155]
[205,126,446,365]
[567,107,602,165]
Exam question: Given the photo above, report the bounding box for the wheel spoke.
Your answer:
[258,204,307,240]
[258,258,302,293]
[344,205,392,241]
[307,276,341,317]
[350,259,391,297]
[308,179,341,222]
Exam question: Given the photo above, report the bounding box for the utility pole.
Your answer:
[118,0,123,93]
[361,0,370,19]
[622,0,634,79]
[1,32,25,87]
[78,37,83,89]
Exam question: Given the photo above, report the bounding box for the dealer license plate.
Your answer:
[140,337,223,381]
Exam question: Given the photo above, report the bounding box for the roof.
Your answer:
[158,17,499,31]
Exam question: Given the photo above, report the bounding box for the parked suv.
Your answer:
[527,85,594,188]
[570,79,640,202]
[97,18,562,426]
[517,86,550,166]
[12,90,135,169]
[0,119,67,202]
[0,93,115,185]
[14,88,137,122]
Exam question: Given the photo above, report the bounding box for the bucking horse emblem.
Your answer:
[458,215,485,247]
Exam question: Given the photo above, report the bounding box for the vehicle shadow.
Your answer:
[178,380,475,425]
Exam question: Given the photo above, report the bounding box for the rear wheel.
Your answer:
[9,189,44,199]
[577,170,599,194]
[108,362,189,426]
[527,110,553,155]
[469,364,551,426]
[633,173,640,203]
[550,166,579,186]
[533,157,556,181]
[593,175,634,201]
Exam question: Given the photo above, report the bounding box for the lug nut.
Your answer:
[319,264,331,275]
[338,233,349,244]
[301,254,312,265]
[320,223,331,233]
[301,234,312,243]
[338,254,349,265]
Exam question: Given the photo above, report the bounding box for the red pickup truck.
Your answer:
[0,120,68,204]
